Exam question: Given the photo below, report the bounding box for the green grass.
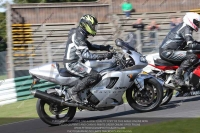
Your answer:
[0,92,142,126]
[100,118,200,133]
[0,74,6,80]
[0,98,38,118]
[0,98,39,125]
[1,97,200,133]
[0,94,126,126]
[0,98,79,125]
[122,92,127,103]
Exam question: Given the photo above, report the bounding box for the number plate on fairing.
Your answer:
[141,71,148,74]
[190,91,200,96]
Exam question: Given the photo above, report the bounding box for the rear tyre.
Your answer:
[36,89,76,126]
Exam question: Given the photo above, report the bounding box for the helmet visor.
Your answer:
[193,19,200,28]
[95,24,98,31]
[91,24,98,31]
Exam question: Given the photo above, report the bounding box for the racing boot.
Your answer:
[67,71,101,104]
[67,86,82,104]
[173,68,185,87]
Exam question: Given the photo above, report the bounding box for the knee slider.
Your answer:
[161,50,173,58]
[188,54,198,64]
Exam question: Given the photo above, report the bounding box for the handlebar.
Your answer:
[108,46,114,52]
[187,50,200,54]
[109,47,117,55]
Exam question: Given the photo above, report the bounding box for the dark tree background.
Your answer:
[0,13,6,52]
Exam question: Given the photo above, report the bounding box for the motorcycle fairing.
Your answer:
[134,74,164,91]
[29,47,150,108]
[90,68,142,108]
[149,58,179,71]
[127,50,147,66]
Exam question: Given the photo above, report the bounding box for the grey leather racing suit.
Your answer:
[63,27,112,100]
[64,27,111,77]
[159,22,200,70]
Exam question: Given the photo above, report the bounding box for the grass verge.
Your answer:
[0,75,6,80]
[1,97,200,133]
[0,98,38,125]
[0,93,127,126]
[100,118,200,133]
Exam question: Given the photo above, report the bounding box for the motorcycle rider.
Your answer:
[63,14,113,103]
[159,12,200,87]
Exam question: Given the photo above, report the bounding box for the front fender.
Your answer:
[134,74,164,91]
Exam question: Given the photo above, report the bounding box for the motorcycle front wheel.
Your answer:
[161,88,173,105]
[126,78,163,112]
[36,89,76,126]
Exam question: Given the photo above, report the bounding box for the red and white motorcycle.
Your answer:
[143,50,200,105]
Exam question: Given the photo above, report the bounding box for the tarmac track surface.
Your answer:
[1,96,200,133]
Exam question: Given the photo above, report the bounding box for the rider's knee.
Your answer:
[188,54,198,64]
[160,50,173,59]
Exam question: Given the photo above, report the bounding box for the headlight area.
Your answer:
[140,56,147,63]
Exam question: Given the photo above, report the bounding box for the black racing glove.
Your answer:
[105,52,113,59]
[100,45,113,52]
[97,53,113,60]
[97,54,105,60]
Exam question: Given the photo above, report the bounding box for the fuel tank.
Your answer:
[85,58,117,72]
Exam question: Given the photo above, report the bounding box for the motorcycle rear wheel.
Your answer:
[36,89,76,126]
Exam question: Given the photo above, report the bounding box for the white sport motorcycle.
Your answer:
[29,38,163,126]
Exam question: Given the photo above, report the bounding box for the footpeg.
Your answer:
[64,91,72,101]
[175,91,183,97]
[164,83,181,91]
[183,92,190,97]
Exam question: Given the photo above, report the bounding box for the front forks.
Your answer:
[162,72,183,91]
[134,74,165,91]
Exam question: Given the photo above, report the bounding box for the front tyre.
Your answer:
[126,78,163,112]
[161,88,173,105]
[36,89,76,126]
